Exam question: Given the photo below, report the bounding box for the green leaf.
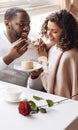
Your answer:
[39,108,47,113]
[28,100,37,110]
[33,96,43,101]
[30,107,39,114]
[46,99,54,107]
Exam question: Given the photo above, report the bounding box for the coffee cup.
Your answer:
[4,87,22,100]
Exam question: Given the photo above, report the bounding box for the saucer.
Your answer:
[3,94,26,103]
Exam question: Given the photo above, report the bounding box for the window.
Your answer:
[0,0,59,7]
[0,0,60,22]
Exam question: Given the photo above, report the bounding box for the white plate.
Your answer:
[14,61,42,72]
[3,94,26,103]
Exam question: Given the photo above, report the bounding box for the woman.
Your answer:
[36,9,78,100]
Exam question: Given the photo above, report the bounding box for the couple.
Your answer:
[0,7,78,100]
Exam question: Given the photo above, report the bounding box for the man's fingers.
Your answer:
[16,44,28,55]
[20,44,28,52]
[15,39,28,48]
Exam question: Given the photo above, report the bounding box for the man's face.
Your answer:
[8,12,30,40]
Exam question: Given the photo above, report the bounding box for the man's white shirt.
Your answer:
[0,26,43,90]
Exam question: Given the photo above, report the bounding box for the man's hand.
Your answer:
[11,38,28,58]
[3,38,29,65]
[30,68,43,79]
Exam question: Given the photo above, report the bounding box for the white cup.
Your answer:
[4,87,22,100]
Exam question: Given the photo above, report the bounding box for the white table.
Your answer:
[0,81,78,130]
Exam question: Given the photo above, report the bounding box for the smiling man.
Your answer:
[0,7,44,91]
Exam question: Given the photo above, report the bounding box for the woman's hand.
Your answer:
[33,38,55,52]
[33,38,47,57]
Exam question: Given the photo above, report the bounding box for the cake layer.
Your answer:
[21,60,33,69]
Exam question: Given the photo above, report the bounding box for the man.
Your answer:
[0,7,44,90]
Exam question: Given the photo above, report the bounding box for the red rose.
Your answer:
[18,101,31,116]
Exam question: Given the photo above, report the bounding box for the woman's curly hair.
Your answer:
[40,9,78,51]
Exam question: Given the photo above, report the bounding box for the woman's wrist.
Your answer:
[38,56,48,73]
[38,56,48,65]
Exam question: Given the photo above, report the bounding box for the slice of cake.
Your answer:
[21,60,33,69]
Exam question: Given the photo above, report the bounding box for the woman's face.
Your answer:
[47,21,62,44]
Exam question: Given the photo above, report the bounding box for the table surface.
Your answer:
[0,81,78,130]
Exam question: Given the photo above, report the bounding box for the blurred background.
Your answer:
[0,0,78,38]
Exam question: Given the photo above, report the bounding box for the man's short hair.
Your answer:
[4,7,30,21]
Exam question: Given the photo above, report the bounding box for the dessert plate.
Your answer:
[14,62,42,72]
